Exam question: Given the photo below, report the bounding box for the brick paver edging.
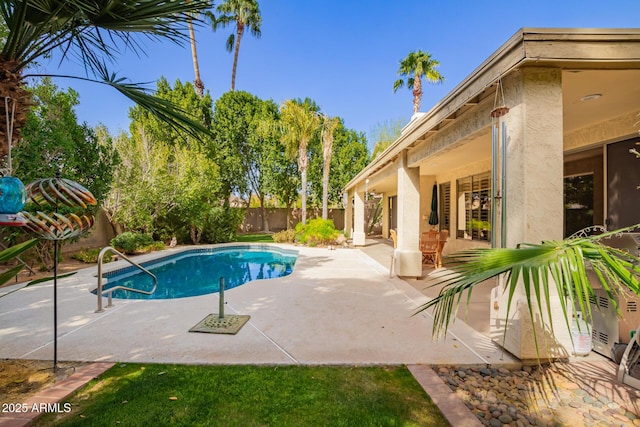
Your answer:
[408,364,483,427]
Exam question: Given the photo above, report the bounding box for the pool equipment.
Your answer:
[617,325,640,389]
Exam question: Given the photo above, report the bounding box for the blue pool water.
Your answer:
[99,246,298,300]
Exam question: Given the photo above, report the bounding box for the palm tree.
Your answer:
[321,115,339,220]
[211,0,261,91]
[187,4,205,97]
[418,225,640,353]
[0,0,212,159]
[393,50,444,114]
[279,100,321,225]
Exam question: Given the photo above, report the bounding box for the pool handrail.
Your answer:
[95,246,158,313]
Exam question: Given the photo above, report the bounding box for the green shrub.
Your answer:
[145,241,167,252]
[295,218,341,247]
[110,232,154,254]
[272,229,296,243]
[203,207,245,243]
[71,248,113,263]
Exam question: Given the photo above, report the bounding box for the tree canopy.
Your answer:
[106,78,228,243]
[0,0,213,159]
[14,78,118,206]
[210,90,263,199]
[370,118,404,159]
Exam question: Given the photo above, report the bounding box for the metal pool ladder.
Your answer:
[95,246,158,313]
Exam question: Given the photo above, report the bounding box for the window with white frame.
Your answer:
[456,172,491,241]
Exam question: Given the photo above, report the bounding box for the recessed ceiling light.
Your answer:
[580,94,602,101]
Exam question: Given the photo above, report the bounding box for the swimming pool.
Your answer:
[98,245,298,300]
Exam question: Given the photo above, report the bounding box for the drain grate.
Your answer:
[189,314,251,335]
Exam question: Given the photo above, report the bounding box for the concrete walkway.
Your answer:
[0,242,517,367]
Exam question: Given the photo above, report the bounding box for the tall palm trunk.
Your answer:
[412,76,422,114]
[187,17,204,97]
[298,140,309,224]
[230,23,244,91]
[260,194,269,232]
[321,119,335,220]
[321,166,330,220]
[0,59,30,160]
[285,200,293,229]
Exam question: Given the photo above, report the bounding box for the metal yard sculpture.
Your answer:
[3,95,97,369]
[22,175,97,370]
[21,177,96,240]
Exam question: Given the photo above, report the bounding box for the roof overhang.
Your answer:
[344,27,640,192]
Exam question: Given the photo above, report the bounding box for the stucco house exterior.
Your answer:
[343,28,640,360]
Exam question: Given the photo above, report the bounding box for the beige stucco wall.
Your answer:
[62,208,115,254]
[564,110,638,152]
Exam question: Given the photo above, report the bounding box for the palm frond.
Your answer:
[0,264,26,287]
[27,67,212,142]
[0,238,38,263]
[3,0,212,73]
[417,225,640,347]
[225,34,235,53]
[0,238,38,287]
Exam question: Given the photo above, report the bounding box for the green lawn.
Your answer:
[36,364,449,427]
[235,233,274,243]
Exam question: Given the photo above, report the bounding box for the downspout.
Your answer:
[491,125,498,248]
[501,121,508,248]
[491,77,510,249]
[490,120,508,248]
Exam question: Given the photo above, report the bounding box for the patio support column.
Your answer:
[352,189,366,246]
[504,68,564,247]
[395,152,422,277]
[490,67,572,360]
[344,191,353,237]
[381,194,390,239]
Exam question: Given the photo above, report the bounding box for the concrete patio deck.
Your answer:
[0,241,518,367]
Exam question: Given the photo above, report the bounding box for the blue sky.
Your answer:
[43,0,639,150]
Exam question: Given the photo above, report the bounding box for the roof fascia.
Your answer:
[344,28,640,192]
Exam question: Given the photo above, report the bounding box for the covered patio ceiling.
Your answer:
[363,67,640,196]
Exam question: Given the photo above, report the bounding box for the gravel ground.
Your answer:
[435,363,640,427]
